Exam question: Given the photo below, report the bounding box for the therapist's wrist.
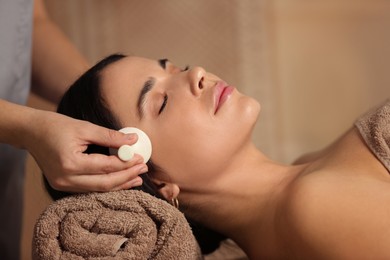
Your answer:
[0,99,40,149]
[18,106,45,151]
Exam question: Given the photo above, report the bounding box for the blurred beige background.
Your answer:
[22,0,390,259]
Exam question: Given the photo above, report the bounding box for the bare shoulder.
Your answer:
[281,172,390,258]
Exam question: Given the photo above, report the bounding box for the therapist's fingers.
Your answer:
[48,153,146,192]
[60,163,148,193]
[112,176,144,191]
[91,165,148,192]
[84,124,138,149]
[76,152,145,175]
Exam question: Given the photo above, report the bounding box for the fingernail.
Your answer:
[130,177,143,187]
[132,154,144,164]
[125,133,137,140]
[138,164,148,174]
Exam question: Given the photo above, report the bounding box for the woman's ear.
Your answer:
[153,179,180,201]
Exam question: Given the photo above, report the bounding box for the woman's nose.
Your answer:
[187,66,206,96]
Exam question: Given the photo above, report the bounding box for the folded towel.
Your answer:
[355,99,390,172]
[33,190,202,260]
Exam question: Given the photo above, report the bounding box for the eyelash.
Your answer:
[158,94,168,114]
[158,65,189,115]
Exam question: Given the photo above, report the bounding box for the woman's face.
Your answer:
[101,56,260,188]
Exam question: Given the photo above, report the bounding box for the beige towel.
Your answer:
[355,99,390,172]
[33,190,202,260]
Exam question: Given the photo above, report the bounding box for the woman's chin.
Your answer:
[241,96,261,124]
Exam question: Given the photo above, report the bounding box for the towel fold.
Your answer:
[355,99,390,172]
[33,190,201,260]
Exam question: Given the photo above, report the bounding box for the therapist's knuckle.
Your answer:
[107,129,119,141]
[50,177,68,191]
[98,178,115,191]
[101,158,117,173]
[61,158,77,173]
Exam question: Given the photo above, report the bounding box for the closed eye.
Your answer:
[157,64,188,115]
[158,94,168,114]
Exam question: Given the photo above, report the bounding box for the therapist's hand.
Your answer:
[24,109,147,193]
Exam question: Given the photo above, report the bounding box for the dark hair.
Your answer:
[43,53,226,254]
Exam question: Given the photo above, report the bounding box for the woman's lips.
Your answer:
[214,81,234,114]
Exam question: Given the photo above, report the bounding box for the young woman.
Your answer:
[46,54,390,259]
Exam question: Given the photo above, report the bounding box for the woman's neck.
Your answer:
[180,143,308,257]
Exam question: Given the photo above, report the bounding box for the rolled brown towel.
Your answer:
[355,99,390,172]
[33,190,202,260]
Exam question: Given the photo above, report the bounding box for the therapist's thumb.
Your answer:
[87,126,138,148]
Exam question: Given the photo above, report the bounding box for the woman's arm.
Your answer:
[31,0,89,104]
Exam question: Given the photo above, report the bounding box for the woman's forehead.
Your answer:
[99,56,160,125]
[105,56,155,75]
[101,57,153,88]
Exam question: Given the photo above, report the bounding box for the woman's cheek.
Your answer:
[147,96,260,182]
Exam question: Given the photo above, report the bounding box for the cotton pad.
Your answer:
[110,127,152,163]
[117,145,134,161]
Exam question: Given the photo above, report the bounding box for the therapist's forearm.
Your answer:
[0,99,38,148]
[31,0,89,104]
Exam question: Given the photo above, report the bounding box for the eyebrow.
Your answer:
[136,59,168,119]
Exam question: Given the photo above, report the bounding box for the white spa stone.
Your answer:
[110,127,152,163]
